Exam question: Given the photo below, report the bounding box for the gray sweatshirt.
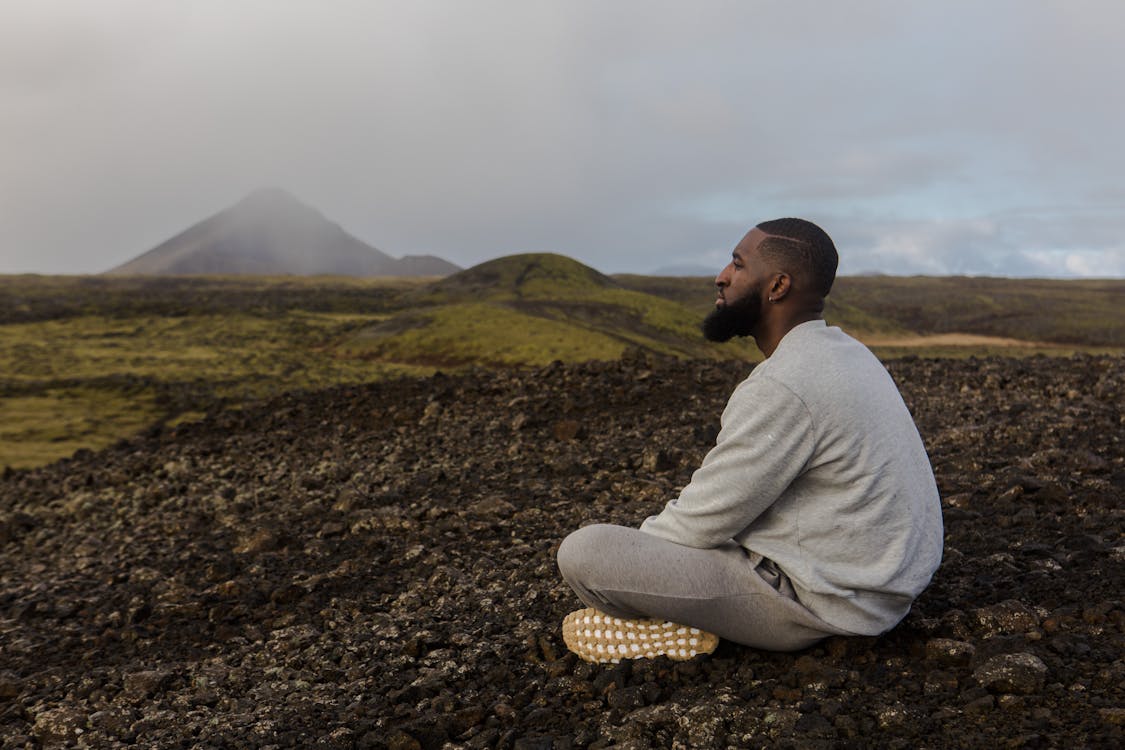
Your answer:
[640,320,943,635]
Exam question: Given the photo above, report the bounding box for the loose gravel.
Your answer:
[2,354,1122,748]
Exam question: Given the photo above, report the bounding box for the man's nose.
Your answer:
[715,267,729,288]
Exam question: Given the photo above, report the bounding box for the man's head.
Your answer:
[703,218,838,344]
[754,218,838,298]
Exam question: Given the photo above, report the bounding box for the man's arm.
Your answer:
[640,375,816,548]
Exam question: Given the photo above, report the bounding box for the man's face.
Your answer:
[702,229,768,342]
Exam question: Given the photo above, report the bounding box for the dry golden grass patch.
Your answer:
[859,332,1065,348]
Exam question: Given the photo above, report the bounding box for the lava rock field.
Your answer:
[1,354,1122,748]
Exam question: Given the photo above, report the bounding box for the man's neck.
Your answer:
[754,312,822,358]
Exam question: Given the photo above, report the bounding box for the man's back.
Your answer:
[742,321,943,632]
[642,320,943,634]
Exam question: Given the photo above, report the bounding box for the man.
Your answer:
[556,218,943,662]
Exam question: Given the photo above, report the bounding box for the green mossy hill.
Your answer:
[423,253,620,302]
[345,254,747,368]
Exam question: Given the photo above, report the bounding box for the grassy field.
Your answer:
[0,276,434,469]
[827,275,1125,347]
[617,273,1125,346]
[2,263,1122,469]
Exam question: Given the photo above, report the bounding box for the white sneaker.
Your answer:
[561,607,719,664]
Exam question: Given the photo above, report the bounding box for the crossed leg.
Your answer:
[557,523,850,652]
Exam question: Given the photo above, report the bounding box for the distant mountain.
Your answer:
[649,263,717,277]
[105,188,459,277]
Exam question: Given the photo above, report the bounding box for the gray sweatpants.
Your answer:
[556,523,851,652]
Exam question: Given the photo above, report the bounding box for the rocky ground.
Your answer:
[1,354,1122,749]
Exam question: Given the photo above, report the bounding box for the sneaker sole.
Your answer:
[562,607,719,664]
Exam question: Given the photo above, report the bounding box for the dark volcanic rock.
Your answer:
[974,653,1050,695]
[970,600,1040,638]
[925,637,977,666]
[1,354,1123,748]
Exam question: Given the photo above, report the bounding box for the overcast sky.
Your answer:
[3,1,1124,277]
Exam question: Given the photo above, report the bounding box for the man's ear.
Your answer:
[769,273,791,302]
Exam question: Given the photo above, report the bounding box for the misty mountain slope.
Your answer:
[104,189,459,277]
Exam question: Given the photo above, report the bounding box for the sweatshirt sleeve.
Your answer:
[639,374,816,548]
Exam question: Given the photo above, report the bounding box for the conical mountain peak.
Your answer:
[105,190,459,277]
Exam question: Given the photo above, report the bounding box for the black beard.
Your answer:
[702,289,761,342]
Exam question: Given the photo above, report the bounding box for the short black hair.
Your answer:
[755,218,838,297]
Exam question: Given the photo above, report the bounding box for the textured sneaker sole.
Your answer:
[561,607,719,664]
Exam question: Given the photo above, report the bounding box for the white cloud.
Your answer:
[1,0,1124,277]
[1023,249,1125,279]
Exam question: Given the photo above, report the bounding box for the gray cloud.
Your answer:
[1,0,1123,278]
